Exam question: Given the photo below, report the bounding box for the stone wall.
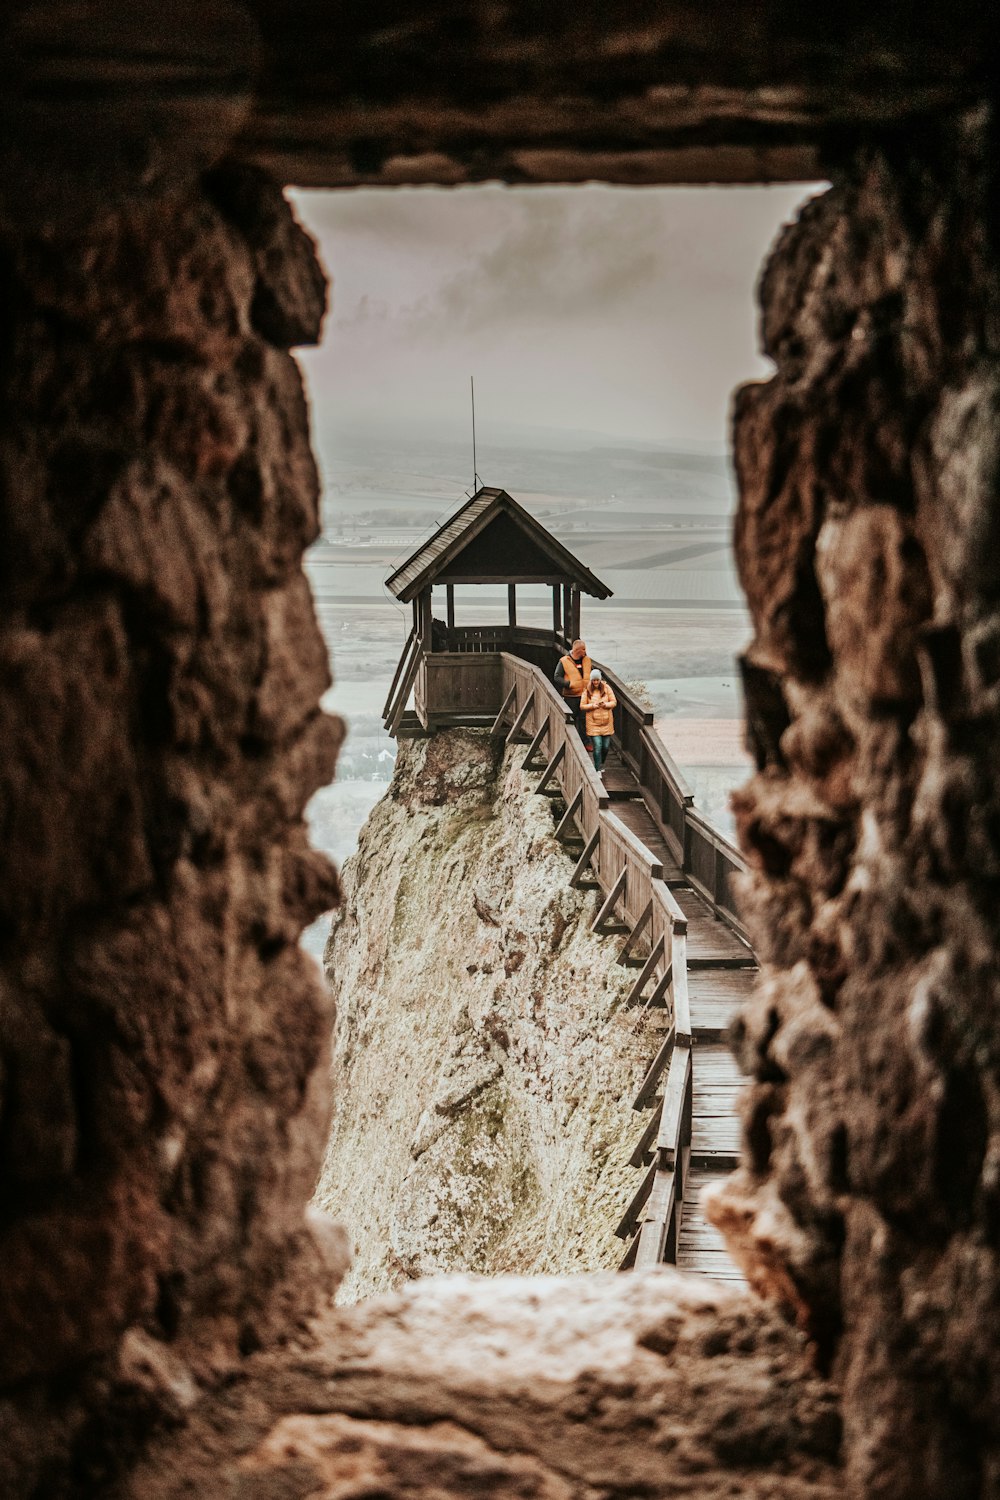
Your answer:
[0,168,346,1492]
[1,29,999,1487]
[713,109,1000,1496]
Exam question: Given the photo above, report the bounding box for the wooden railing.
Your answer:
[491,654,701,1268]
[594,660,748,944]
[617,904,693,1270]
[443,624,571,657]
[383,637,750,1270]
[416,652,504,725]
[385,636,747,944]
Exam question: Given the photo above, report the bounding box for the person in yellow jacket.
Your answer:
[553,638,592,741]
[580,669,617,773]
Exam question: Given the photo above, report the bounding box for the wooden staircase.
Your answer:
[386,646,756,1282]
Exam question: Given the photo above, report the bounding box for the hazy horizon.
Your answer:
[291,182,822,471]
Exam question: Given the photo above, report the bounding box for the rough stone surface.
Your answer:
[318,729,663,1297]
[0,16,998,1491]
[115,1271,842,1499]
[717,112,1000,1496]
[3,4,997,192]
[0,172,343,1493]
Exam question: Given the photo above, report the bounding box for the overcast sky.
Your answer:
[290,183,819,456]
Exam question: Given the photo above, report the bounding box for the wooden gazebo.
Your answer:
[383,487,612,733]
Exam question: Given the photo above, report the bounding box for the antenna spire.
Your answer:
[470,375,480,492]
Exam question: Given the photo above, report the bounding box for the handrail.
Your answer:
[383,633,752,1274]
[594,663,654,725]
[686,806,743,865]
[588,652,748,936]
[672,931,691,1043]
[638,720,695,808]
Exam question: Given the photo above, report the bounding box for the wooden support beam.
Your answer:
[446,584,455,630]
[570,828,600,888]
[508,583,517,629]
[382,626,416,721]
[617,1231,640,1272]
[552,584,561,640]
[554,787,583,842]
[591,869,627,934]
[643,964,673,1011]
[386,643,423,737]
[629,1095,665,1167]
[417,588,433,647]
[535,740,566,793]
[614,1157,657,1240]
[633,1025,676,1110]
[505,691,535,745]
[522,715,550,771]
[617,899,653,967]
[624,935,666,1008]
[489,684,517,738]
[563,583,572,641]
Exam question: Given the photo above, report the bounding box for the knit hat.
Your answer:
[590,668,602,681]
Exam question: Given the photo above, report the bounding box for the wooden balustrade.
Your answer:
[489,655,702,1268]
[416,651,504,725]
[384,636,751,1273]
[497,656,608,841]
[592,656,748,941]
[684,809,748,942]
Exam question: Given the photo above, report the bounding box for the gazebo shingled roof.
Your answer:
[385,487,613,604]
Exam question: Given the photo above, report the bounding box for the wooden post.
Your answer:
[522,715,550,771]
[624,936,666,1008]
[572,587,582,642]
[563,584,573,644]
[570,828,600,888]
[554,787,583,842]
[508,583,517,633]
[535,741,566,794]
[489,683,517,738]
[418,589,433,647]
[446,584,455,630]
[592,869,627,934]
[552,584,561,641]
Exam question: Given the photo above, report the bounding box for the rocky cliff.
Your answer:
[318,729,664,1300]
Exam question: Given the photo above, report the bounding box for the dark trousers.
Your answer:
[568,696,588,742]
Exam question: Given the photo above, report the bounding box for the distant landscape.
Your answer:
[302,422,752,963]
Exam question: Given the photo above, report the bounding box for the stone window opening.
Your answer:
[284,179,828,1311]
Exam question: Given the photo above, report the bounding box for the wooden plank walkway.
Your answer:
[610,798,684,884]
[690,1042,744,1162]
[678,1168,746,1284]
[391,652,756,1284]
[672,887,754,966]
[599,748,752,1282]
[686,968,757,1039]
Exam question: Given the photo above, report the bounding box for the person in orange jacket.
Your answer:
[554,638,592,743]
[580,669,617,773]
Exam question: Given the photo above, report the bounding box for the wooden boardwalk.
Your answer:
[391,648,756,1285]
[602,748,753,1282]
